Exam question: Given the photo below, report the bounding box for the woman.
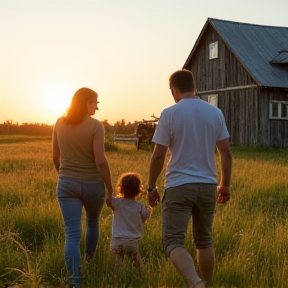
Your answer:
[52,87,113,288]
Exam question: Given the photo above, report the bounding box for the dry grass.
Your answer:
[1,138,288,287]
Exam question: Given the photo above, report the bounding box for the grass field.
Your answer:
[1,136,288,288]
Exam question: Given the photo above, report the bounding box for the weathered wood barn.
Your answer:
[183,18,288,147]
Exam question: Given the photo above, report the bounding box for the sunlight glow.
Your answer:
[43,85,73,116]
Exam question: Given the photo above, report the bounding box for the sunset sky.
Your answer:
[1,0,288,125]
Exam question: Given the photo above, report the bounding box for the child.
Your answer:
[110,172,152,270]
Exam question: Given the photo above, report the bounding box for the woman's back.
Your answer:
[55,115,104,180]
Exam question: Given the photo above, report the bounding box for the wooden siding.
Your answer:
[185,24,259,146]
[186,25,256,92]
[184,22,288,147]
[201,88,258,146]
[259,88,288,147]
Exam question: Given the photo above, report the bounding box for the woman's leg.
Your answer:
[57,177,83,287]
[81,181,105,261]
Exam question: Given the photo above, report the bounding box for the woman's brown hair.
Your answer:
[64,87,98,125]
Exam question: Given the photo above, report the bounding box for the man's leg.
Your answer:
[197,246,215,285]
[193,184,217,286]
[169,247,202,288]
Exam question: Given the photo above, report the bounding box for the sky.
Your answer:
[1,0,288,125]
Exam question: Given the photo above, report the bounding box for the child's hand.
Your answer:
[146,206,153,212]
[144,205,153,222]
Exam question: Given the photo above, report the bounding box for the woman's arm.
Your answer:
[93,139,114,207]
[52,128,60,173]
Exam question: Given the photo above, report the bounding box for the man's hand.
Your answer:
[217,186,230,204]
[147,190,160,207]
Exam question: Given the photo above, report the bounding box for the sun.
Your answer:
[43,85,73,116]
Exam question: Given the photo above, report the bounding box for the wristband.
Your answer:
[147,186,158,193]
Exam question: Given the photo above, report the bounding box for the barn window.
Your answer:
[208,94,218,107]
[209,41,218,60]
[269,101,288,120]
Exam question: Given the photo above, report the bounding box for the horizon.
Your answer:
[1,117,144,126]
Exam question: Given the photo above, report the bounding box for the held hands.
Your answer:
[147,190,160,207]
[217,186,230,204]
[106,194,115,210]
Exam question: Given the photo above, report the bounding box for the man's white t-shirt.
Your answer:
[152,98,230,189]
[112,197,151,240]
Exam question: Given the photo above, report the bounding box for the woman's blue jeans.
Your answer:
[56,176,105,287]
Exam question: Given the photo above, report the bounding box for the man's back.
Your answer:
[153,98,229,188]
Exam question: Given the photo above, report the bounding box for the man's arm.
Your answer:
[216,138,232,203]
[147,143,168,207]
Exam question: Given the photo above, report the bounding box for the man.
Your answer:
[147,69,232,288]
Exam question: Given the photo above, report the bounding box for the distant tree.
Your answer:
[0,121,53,136]
[101,119,114,134]
[0,118,144,136]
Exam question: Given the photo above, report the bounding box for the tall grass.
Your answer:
[1,138,288,287]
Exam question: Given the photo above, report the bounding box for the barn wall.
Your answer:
[187,25,256,91]
[202,88,258,146]
[183,23,288,147]
[259,88,288,147]
[185,24,259,146]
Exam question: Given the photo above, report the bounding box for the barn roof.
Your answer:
[183,18,288,89]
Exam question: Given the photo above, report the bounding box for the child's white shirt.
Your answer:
[112,197,151,240]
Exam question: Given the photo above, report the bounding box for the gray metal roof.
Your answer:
[186,18,288,89]
[270,50,288,64]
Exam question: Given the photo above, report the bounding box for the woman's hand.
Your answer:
[106,194,114,210]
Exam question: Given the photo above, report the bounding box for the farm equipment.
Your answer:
[134,115,159,150]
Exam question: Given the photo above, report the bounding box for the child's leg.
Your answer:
[111,238,125,274]
[124,240,144,270]
[128,250,144,269]
[111,249,125,274]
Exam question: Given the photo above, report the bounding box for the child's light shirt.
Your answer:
[112,197,151,240]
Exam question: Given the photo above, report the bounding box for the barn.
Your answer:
[183,18,288,147]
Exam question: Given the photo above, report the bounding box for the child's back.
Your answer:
[112,197,151,240]
[109,172,152,270]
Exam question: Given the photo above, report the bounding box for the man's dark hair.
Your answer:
[169,69,195,93]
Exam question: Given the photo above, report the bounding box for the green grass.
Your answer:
[1,137,288,287]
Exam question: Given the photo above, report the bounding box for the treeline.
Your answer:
[0,121,53,136]
[0,119,140,136]
[103,119,140,135]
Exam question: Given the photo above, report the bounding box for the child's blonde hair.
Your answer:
[116,172,144,198]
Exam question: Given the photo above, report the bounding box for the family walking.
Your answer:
[52,69,232,288]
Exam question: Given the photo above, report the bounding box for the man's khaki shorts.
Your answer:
[162,183,217,257]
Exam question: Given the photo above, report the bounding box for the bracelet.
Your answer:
[147,186,158,193]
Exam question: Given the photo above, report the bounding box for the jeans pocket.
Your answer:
[56,177,77,198]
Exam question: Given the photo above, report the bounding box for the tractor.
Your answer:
[134,115,159,150]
